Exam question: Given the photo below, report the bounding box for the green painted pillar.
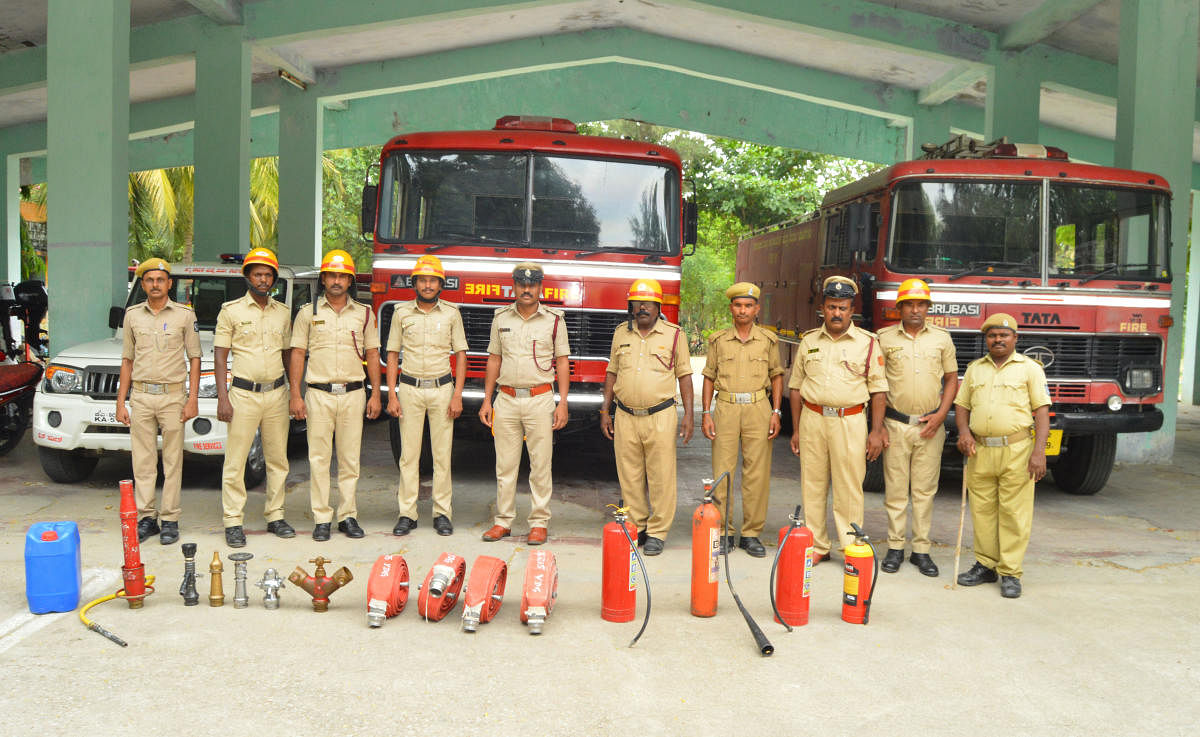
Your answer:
[276,86,323,268]
[1114,0,1199,459]
[193,25,250,262]
[46,0,129,354]
[908,104,952,160]
[985,52,1041,143]
[1182,191,1200,404]
[2,154,17,283]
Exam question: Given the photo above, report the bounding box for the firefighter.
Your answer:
[600,278,694,555]
[114,258,201,546]
[700,282,784,558]
[477,263,570,545]
[385,254,467,536]
[954,313,1050,599]
[289,249,382,541]
[213,248,296,547]
[787,276,888,564]
[877,279,958,576]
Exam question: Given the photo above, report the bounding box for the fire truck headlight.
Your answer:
[1106,395,1124,412]
[1124,368,1155,392]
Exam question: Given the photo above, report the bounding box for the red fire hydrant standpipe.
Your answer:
[770,505,814,630]
[78,479,156,647]
[461,555,507,632]
[366,554,410,628]
[416,552,466,622]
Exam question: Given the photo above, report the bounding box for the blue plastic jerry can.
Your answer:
[24,521,82,614]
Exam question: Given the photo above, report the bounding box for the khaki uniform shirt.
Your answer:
[290,297,380,384]
[121,300,201,383]
[213,293,292,383]
[954,352,1051,437]
[486,303,570,388]
[877,323,957,416]
[607,319,692,408]
[701,325,784,393]
[385,300,469,379]
[787,323,888,407]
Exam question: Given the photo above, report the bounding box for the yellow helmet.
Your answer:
[242,247,279,276]
[895,278,932,304]
[411,254,446,281]
[319,249,356,276]
[135,258,171,279]
[627,278,663,304]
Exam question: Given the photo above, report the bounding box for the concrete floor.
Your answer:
[2,403,1198,736]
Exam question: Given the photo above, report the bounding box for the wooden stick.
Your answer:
[952,470,968,589]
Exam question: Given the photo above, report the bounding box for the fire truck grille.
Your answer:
[949,334,1161,385]
[84,366,121,400]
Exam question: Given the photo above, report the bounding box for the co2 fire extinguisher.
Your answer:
[601,504,651,647]
[842,523,879,625]
[690,479,721,617]
[770,505,814,629]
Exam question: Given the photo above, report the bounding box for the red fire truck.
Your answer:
[738,135,1171,495]
[361,116,696,461]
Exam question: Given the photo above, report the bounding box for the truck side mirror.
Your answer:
[360,184,378,236]
[108,306,124,330]
[682,200,698,249]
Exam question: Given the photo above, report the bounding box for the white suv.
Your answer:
[33,259,319,485]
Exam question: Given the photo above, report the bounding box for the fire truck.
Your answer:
[738,135,1171,495]
[361,116,696,462]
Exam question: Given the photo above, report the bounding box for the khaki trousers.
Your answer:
[710,399,772,538]
[492,391,553,529]
[965,438,1035,578]
[882,417,945,553]
[221,385,290,526]
[614,406,678,540]
[798,407,867,555]
[130,390,186,521]
[304,387,366,524]
[397,382,454,520]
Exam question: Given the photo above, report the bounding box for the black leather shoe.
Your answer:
[136,516,160,543]
[1000,575,1022,598]
[909,552,939,577]
[224,525,246,548]
[433,515,453,536]
[312,523,331,542]
[159,521,179,545]
[739,536,766,558]
[637,530,648,547]
[881,548,904,573]
[267,519,296,539]
[957,561,998,586]
[393,516,417,536]
[643,536,664,556]
[337,517,365,538]
[719,535,735,554]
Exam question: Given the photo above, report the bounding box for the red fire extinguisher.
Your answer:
[691,479,721,617]
[842,523,878,625]
[771,505,814,628]
[601,505,638,623]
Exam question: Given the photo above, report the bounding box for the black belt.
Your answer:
[231,375,286,393]
[615,398,676,417]
[885,406,937,426]
[306,381,364,395]
[398,373,453,389]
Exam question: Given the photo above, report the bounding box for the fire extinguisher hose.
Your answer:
[613,506,651,648]
[78,574,157,647]
[716,471,774,657]
[767,505,802,633]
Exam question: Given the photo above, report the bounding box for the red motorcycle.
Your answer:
[0,281,47,455]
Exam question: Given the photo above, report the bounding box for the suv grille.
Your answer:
[84,366,121,400]
[949,333,1161,382]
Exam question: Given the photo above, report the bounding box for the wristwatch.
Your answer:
[772,408,782,415]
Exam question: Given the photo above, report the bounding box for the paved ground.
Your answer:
[2,399,1197,736]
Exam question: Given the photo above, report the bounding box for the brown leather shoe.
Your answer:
[481,525,511,542]
[527,527,548,545]
[811,551,831,566]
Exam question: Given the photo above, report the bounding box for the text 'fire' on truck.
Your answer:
[360,116,697,463]
[738,135,1170,496]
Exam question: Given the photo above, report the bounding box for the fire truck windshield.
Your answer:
[1049,184,1169,281]
[376,152,679,254]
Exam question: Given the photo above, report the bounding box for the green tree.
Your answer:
[322,145,381,272]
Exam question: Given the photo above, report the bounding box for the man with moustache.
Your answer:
[600,278,694,555]
[788,276,888,565]
[385,255,467,537]
[114,258,201,545]
[700,282,784,558]
[213,248,296,547]
[478,263,570,545]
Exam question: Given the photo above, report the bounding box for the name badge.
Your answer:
[313,319,325,325]
[807,348,820,354]
[499,327,511,333]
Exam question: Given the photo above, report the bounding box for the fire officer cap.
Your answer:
[512,262,544,284]
[135,258,171,280]
[724,282,760,302]
[242,247,279,277]
[895,278,932,304]
[319,249,356,276]
[627,278,663,304]
[822,275,858,299]
[411,254,446,281]
[981,313,1018,333]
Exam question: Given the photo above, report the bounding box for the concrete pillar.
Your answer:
[2,154,17,283]
[276,86,324,267]
[1182,191,1200,404]
[985,52,1041,143]
[908,104,952,160]
[193,25,250,261]
[46,0,129,354]
[1113,0,1199,459]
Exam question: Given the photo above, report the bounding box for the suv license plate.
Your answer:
[92,409,119,424]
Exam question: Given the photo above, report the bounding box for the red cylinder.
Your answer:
[601,519,638,622]
[690,499,721,617]
[774,522,814,626]
[117,479,145,602]
[841,540,876,625]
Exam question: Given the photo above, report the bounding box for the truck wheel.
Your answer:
[243,431,266,489]
[863,455,885,493]
[38,446,99,484]
[1051,433,1116,495]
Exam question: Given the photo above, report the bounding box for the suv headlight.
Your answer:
[44,364,83,393]
[194,371,218,399]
